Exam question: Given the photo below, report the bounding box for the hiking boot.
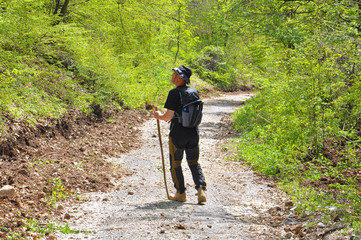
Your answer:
[169,191,186,202]
[197,188,207,203]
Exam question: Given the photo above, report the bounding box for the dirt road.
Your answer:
[57,92,294,239]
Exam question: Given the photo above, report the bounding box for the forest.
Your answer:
[1,0,361,238]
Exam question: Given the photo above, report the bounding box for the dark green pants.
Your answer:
[169,136,206,194]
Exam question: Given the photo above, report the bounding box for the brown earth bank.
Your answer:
[0,106,149,239]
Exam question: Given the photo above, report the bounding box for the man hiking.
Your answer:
[154,65,207,204]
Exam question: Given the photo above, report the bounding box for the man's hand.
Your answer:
[154,111,162,120]
[154,109,175,122]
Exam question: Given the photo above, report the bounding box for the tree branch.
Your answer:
[174,6,181,64]
[256,112,272,124]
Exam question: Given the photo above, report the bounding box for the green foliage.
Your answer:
[0,0,202,134]
[231,0,361,227]
[25,219,56,235]
[26,219,84,235]
[2,218,83,239]
[191,45,238,89]
[57,222,84,234]
[46,178,70,206]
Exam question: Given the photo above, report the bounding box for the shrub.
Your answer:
[191,45,238,90]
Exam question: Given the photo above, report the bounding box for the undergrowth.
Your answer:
[1,219,86,240]
[233,92,361,233]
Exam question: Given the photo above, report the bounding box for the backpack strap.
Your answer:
[179,91,183,106]
[172,89,183,122]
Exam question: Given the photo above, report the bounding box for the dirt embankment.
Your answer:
[0,106,149,239]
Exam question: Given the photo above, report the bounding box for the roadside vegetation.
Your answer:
[0,0,227,139]
[1,0,361,238]
[231,0,361,234]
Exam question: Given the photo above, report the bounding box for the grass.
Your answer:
[2,219,88,240]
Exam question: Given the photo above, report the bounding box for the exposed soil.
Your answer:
[0,107,148,239]
[302,139,361,192]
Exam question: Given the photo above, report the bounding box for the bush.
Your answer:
[191,45,239,90]
[232,36,361,226]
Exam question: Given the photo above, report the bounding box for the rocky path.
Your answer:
[57,92,295,240]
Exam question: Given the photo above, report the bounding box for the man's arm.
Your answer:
[154,109,175,122]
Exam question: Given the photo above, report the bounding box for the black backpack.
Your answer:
[176,86,203,128]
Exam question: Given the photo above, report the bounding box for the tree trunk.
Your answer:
[60,0,70,16]
[53,0,61,15]
[174,6,181,64]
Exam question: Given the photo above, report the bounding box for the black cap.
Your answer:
[172,65,192,84]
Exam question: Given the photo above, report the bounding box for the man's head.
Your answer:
[172,65,192,86]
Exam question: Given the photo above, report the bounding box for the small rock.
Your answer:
[0,185,16,198]
[36,191,45,198]
[160,229,165,234]
[207,225,212,228]
[15,197,25,208]
[57,205,64,211]
[290,207,297,211]
[268,205,282,214]
[284,232,293,238]
[290,225,302,234]
[174,223,188,230]
[128,191,134,195]
[103,198,110,201]
[299,228,307,237]
[317,222,326,228]
[285,201,293,208]
[64,213,71,220]
[17,219,26,226]
[327,206,338,212]
[267,183,276,188]
[284,217,299,225]
[18,169,29,176]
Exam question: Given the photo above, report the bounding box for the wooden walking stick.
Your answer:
[154,106,170,200]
